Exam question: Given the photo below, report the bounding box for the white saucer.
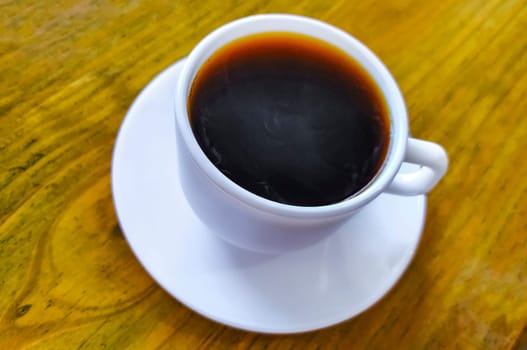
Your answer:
[111,59,427,334]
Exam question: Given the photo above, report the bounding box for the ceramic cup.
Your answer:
[174,14,448,253]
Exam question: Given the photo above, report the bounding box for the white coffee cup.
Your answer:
[174,14,448,253]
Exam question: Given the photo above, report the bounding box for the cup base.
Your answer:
[111,58,427,333]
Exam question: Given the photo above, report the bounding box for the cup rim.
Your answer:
[175,14,408,219]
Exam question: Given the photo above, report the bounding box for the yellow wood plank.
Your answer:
[1,0,526,348]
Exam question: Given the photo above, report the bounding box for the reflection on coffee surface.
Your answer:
[189,32,389,206]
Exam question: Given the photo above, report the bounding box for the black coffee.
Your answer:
[188,32,389,206]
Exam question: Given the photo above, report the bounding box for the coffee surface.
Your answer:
[188,32,389,206]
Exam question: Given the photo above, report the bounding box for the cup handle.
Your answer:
[386,138,448,196]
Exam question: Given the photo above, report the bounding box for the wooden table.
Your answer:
[2,0,527,348]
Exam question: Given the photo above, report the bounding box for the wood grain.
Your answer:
[1,0,527,348]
